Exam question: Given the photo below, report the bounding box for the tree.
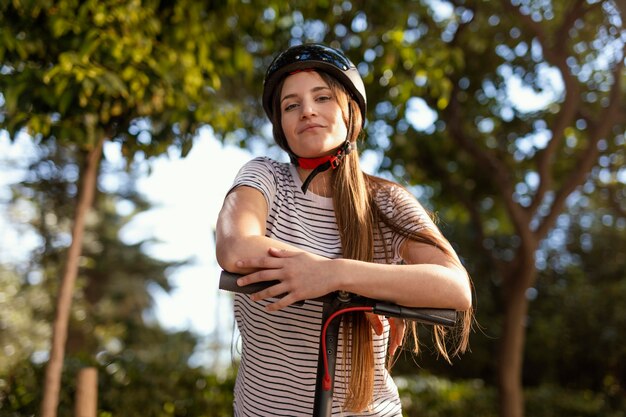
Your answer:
[375,2,625,416]
[196,2,625,416]
[6,138,185,353]
[3,1,624,416]
[526,214,626,394]
[0,137,220,416]
[0,1,257,415]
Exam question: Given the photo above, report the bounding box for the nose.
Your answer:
[300,100,317,118]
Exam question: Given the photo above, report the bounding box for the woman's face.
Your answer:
[279,71,348,159]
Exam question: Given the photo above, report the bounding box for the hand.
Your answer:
[235,247,335,311]
[365,313,405,357]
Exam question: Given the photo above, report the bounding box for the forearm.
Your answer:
[216,185,303,274]
[216,234,303,274]
[332,258,472,311]
[229,246,472,312]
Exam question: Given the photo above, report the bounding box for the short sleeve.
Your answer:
[229,157,278,211]
[376,184,437,259]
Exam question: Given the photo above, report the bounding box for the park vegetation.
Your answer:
[1,1,624,416]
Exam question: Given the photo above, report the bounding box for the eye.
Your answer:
[316,95,332,102]
[283,102,299,112]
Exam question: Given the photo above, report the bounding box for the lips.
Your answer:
[298,123,325,134]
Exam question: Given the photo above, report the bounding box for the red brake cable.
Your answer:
[321,306,373,391]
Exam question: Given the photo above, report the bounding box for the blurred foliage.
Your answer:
[0,0,263,157]
[0,358,235,417]
[1,0,625,415]
[4,138,186,358]
[0,139,227,415]
[396,373,625,417]
[0,266,51,377]
[524,206,626,393]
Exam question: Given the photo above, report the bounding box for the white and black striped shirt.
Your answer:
[229,157,432,416]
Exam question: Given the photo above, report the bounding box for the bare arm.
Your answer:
[235,237,472,312]
[218,185,471,312]
[215,185,305,273]
[334,240,472,310]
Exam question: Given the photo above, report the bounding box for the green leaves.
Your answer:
[0,0,260,159]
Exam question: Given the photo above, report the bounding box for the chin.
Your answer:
[303,150,332,158]
[307,144,342,156]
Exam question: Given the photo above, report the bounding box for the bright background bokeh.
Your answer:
[0,69,561,369]
[0,130,255,370]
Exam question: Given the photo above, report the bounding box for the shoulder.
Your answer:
[374,180,420,209]
[230,157,295,206]
[235,157,291,183]
[240,156,287,173]
[372,179,433,228]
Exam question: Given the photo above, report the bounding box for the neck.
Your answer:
[296,166,333,197]
[292,141,352,195]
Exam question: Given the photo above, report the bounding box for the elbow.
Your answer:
[456,288,473,312]
[433,267,473,311]
[454,277,473,312]
[215,234,263,274]
[216,251,237,273]
[215,236,241,273]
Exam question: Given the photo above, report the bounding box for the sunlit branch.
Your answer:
[534,47,625,239]
[445,91,533,249]
[501,0,586,219]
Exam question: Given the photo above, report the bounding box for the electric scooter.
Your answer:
[219,270,458,417]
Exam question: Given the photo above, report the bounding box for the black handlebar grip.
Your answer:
[218,270,279,294]
[219,270,305,306]
[373,303,457,327]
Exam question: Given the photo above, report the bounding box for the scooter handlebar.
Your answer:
[219,270,457,327]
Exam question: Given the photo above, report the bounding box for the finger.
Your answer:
[267,247,298,258]
[237,268,281,286]
[389,319,406,356]
[391,319,406,356]
[264,292,301,312]
[365,312,384,336]
[235,256,282,271]
[249,281,289,302]
[396,320,406,346]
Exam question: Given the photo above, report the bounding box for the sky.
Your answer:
[121,130,255,369]
[110,130,252,334]
[0,130,256,370]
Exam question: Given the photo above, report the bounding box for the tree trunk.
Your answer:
[498,263,537,417]
[41,137,105,417]
[74,367,98,417]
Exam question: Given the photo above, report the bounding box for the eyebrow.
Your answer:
[281,86,332,103]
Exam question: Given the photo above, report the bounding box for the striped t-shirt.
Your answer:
[229,157,433,417]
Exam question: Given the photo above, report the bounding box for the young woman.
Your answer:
[216,43,473,416]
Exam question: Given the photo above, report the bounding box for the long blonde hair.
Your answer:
[271,71,473,412]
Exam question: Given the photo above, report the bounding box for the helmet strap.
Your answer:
[298,140,352,194]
